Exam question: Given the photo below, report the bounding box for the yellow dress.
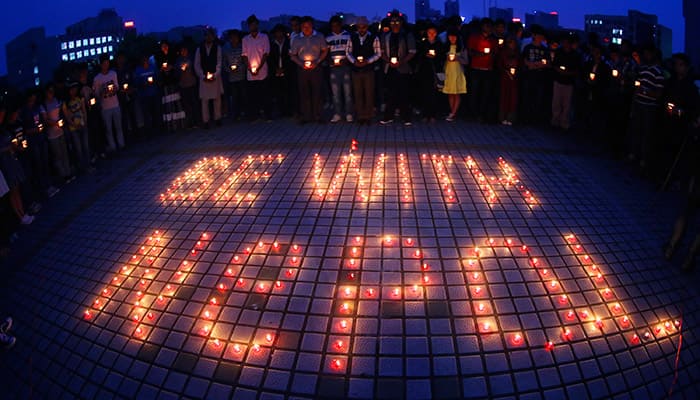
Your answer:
[442,44,467,94]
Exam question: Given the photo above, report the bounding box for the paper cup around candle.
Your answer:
[162,62,168,69]
[428,49,435,56]
[634,80,641,87]
[448,54,456,61]
[333,57,341,65]
[612,69,619,78]
[484,47,490,54]
[89,98,96,106]
[589,73,596,81]
[147,76,154,84]
[123,83,129,90]
[57,119,64,128]
[498,38,504,45]
[390,57,398,65]
[304,60,312,68]
[509,67,516,75]
[357,56,364,63]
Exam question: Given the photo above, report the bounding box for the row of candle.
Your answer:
[428,155,458,203]
[497,157,537,206]
[465,156,499,204]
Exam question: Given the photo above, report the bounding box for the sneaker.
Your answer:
[47,186,60,198]
[20,215,34,225]
[346,114,354,123]
[379,119,394,125]
[501,120,509,125]
[330,114,342,123]
[0,317,12,333]
[0,333,15,349]
[404,121,413,127]
[446,114,455,122]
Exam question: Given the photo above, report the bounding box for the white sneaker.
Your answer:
[446,114,455,122]
[501,120,509,125]
[379,119,394,125]
[346,114,354,123]
[20,215,34,225]
[330,114,342,123]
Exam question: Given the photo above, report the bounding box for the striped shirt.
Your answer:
[634,64,665,106]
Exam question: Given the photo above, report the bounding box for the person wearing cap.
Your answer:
[290,16,329,124]
[242,15,271,121]
[379,11,416,126]
[195,27,224,128]
[346,16,381,125]
[326,15,353,123]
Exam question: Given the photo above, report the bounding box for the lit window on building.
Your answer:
[108,45,113,52]
[97,48,102,55]
[62,54,68,61]
[91,48,96,56]
[61,42,67,50]
[34,77,40,86]
[96,37,101,44]
[69,53,75,61]
[101,36,106,43]
[89,38,95,45]
[76,40,81,48]
[33,66,39,74]
[103,46,108,53]
[68,41,74,49]
[77,51,83,58]
[108,35,113,42]
[83,39,88,46]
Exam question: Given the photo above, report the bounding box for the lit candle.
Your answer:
[251,66,257,74]
[559,65,566,71]
[357,56,364,63]
[428,49,436,56]
[304,60,312,68]
[162,62,168,69]
[509,67,516,75]
[181,63,188,71]
[147,76,154,84]
[612,69,619,78]
[206,72,214,80]
[57,119,64,128]
[231,64,238,71]
[123,83,129,90]
[589,72,596,81]
[90,97,96,106]
[483,47,490,54]
[634,80,641,87]
[333,56,341,65]
[390,57,398,65]
[448,53,456,61]
[498,38,504,45]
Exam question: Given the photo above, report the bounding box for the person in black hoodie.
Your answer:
[416,24,444,123]
[269,24,292,118]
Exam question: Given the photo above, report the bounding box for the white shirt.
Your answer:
[242,32,270,81]
[92,70,120,110]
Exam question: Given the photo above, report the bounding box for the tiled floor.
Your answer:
[0,120,698,399]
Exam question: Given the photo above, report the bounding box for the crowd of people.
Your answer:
[1,10,699,273]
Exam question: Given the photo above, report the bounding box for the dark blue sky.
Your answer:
[1,0,685,75]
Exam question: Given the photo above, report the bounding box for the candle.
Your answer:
[250,66,257,74]
[162,62,168,69]
[559,65,566,71]
[589,72,596,81]
[57,119,64,128]
[509,67,516,75]
[90,97,96,106]
[612,69,619,78]
[333,57,341,65]
[356,56,364,63]
[123,83,129,90]
[634,80,641,87]
[181,63,188,71]
[498,38,504,45]
[428,49,436,56]
[206,72,214,80]
[541,59,547,65]
[147,76,154,84]
[107,83,115,93]
[231,64,238,71]
[304,60,312,68]
[484,47,490,54]
[448,54,456,61]
[390,57,398,65]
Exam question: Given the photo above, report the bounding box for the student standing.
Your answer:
[194,27,224,128]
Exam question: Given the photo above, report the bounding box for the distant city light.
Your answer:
[124,21,135,28]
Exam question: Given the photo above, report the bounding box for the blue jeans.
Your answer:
[102,107,124,152]
[66,127,90,170]
[329,66,353,116]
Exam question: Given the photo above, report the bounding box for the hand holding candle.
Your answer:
[206,72,214,81]
[483,47,491,54]
[304,60,312,69]
[612,69,619,78]
[448,53,456,62]
[390,57,398,65]
[428,49,436,57]
[356,56,364,64]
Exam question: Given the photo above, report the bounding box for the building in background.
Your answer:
[415,0,442,22]
[525,11,560,30]
[684,0,700,70]
[489,7,514,23]
[148,26,206,45]
[585,10,673,58]
[59,9,127,64]
[444,0,460,18]
[6,27,60,90]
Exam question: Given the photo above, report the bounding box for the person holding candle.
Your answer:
[223,29,247,121]
[346,16,381,125]
[290,16,329,124]
[155,40,186,132]
[134,55,160,135]
[61,82,90,172]
[176,46,199,129]
[442,28,468,122]
[242,15,271,122]
[115,52,136,141]
[467,18,497,123]
[626,44,666,170]
[521,25,550,125]
[416,24,444,123]
[580,43,611,135]
[20,92,58,199]
[40,84,72,183]
[550,35,581,131]
[269,25,292,118]
[497,36,521,125]
[326,15,353,123]
[195,27,224,129]
[379,10,416,126]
